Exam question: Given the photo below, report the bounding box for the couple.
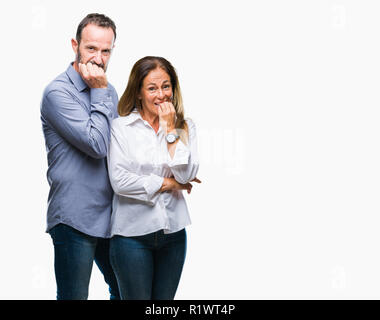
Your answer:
[40,13,200,300]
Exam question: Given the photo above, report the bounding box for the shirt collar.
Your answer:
[123,109,162,134]
[123,109,143,126]
[66,62,88,92]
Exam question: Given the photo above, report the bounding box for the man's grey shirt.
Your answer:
[40,63,118,238]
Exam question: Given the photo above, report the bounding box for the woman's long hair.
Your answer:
[118,56,188,138]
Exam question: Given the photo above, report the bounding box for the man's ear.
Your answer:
[71,38,78,54]
[110,44,115,55]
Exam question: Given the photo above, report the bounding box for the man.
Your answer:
[40,13,120,300]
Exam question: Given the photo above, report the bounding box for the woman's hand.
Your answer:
[158,102,176,133]
[160,177,202,194]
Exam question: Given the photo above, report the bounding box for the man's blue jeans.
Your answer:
[49,224,120,300]
[109,229,187,300]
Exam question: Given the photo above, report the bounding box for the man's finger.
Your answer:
[92,63,104,76]
[79,63,89,78]
[86,62,95,75]
[192,177,202,183]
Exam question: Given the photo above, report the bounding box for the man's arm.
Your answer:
[41,87,115,159]
[41,63,116,159]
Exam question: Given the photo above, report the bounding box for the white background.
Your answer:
[0,0,380,299]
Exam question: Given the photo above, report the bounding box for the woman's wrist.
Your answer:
[165,124,176,135]
[160,177,172,192]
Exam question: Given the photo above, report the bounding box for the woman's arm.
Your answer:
[159,177,201,194]
[107,122,164,205]
[167,119,200,184]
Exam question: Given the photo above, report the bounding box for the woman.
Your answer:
[107,56,200,300]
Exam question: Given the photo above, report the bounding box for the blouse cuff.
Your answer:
[143,174,164,200]
[168,140,190,167]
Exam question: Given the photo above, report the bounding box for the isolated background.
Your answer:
[0,0,379,299]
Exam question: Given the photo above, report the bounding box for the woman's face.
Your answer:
[139,67,173,117]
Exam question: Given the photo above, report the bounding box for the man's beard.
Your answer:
[76,49,106,71]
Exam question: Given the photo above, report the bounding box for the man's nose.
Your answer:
[92,51,102,64]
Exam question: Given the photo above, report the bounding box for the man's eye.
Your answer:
[88,47,95,51]
[148,87,156,91]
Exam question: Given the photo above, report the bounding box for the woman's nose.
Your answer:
[157,89,164,99]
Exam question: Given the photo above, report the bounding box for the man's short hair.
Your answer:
[76,13,116,45]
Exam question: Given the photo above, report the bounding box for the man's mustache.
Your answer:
[87,60,105,70]
[76,51,106,71]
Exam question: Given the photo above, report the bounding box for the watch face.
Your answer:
[167,134,176,143]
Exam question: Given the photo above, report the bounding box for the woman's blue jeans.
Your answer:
[49,223,120,300]
[109,229,187,300]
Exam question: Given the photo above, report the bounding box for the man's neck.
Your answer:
[72,61,80,73]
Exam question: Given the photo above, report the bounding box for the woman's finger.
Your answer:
[169,102,176,113]
[192,177,202,183]
[163,102,171,114]
[158,104,165,116]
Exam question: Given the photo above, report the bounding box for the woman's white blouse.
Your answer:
[107,110,199,237]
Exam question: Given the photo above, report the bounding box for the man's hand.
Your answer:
[79,62,108,89]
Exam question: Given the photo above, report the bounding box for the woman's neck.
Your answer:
[140,109,159,133]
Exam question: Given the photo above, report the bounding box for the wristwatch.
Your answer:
[166,132,179,144]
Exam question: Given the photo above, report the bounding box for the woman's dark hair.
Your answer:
[76,13,116,45]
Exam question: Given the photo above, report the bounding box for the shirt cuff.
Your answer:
[168,140,190,167]
[143,174,164,200]
[90,88,113,105]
